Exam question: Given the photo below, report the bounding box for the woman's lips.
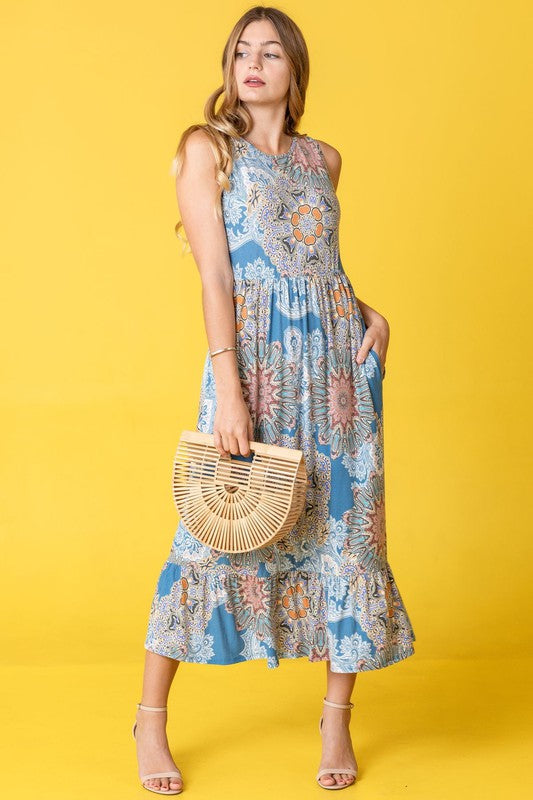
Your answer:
[245,79,265,86]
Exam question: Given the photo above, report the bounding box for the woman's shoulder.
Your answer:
[303,134,342,186]
[181,127,215,157]
[310,136,341,164]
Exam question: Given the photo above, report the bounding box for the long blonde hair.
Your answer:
[170,5,310,253]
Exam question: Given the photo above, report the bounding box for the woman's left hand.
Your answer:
[355,319,389,377]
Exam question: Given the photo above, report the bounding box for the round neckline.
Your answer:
[238,134,297,159]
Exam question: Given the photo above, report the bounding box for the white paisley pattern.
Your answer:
[144,133,416,672]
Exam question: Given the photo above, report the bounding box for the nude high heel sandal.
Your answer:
[316,697,358,790]
[132,703,183,795]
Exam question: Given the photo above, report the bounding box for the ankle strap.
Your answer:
[323,697,354,709]
[137,703,168,711]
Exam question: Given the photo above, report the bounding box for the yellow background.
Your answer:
[1,1,532,797]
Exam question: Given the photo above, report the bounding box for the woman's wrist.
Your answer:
[357,298,388,331]
[215,383,245,405]
[210,352,243,397]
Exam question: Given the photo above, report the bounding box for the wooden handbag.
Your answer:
[172,429,308,553]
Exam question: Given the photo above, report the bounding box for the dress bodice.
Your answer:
[222,133,344,280]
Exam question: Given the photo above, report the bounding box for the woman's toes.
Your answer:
[142,773,182,792]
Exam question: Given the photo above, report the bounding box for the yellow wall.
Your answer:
[1,0,531,668]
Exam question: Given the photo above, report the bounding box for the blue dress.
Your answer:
[144,133,416,672]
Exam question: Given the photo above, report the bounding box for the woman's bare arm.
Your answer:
[175,129,254,456]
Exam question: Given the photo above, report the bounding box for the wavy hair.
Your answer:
[170,5,309,253]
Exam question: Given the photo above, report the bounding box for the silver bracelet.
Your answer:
[209,345,236,358]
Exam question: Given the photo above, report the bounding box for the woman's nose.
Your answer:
[248,54,262,70]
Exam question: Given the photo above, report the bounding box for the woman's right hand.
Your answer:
[213,390,255,457]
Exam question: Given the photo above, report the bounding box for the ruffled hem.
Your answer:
[144,560,416,673]
[145,643,416,673]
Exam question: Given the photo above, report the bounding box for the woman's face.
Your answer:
[233,19,291,108]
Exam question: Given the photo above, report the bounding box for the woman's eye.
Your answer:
[235,51,280,59]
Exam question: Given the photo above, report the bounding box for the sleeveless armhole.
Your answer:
[311,137,338,195]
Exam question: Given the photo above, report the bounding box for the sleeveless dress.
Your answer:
[144,132,416,672]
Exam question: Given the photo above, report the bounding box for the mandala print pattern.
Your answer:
[144,133,416,672]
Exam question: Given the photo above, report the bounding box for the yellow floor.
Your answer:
[2,655,531,798]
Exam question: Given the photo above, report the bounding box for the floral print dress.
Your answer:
[144,132,416,672]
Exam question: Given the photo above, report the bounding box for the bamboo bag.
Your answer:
[172,429,308,553]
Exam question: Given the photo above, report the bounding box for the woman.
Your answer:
[133,5,416,794]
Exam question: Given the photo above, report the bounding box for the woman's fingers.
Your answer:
[356,337,376,364]
[238,432,251,457]
[213,429,227,456]
[356,333,386,369]
[214,426,252,457]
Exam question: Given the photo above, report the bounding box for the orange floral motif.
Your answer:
[281,583,311,620]
[291,203,324,246]
[179,577,188,605]
[234,293,248,332]
[332,282,355,319]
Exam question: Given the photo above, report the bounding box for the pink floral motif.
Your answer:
[224,573,272,640]
[311,347,375,458]
[237,334,299,440]
[342,487,387,571]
